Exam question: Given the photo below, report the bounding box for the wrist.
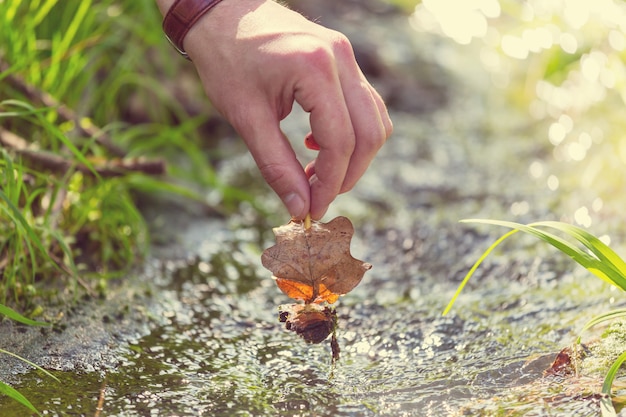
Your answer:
[183,0,269,60]
[160,0,228,59]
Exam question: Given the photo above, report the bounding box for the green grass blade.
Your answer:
[601,395,617,417]
[0,194,39,283]
[0,99,51,115]
[464,219,626,287]
[601,350,626,417]
[31,0,59,27]
[124,174,207,202]
[578,308,626,339]
[443,228,519,315]
[49,230,78,272]
[0,304,50,327]
[445,219,626,315]
[537,221,626,271]
[532,221,626,290]
[2,100,101,179]
[0,349,59,382]
[0,190,49,265]
[605,353,626,387]
[462,219,600,266]
[0,380,41,416]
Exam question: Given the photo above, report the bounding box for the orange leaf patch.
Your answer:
[261,216,372,304]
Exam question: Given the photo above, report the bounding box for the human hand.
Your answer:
[178,0,392,219]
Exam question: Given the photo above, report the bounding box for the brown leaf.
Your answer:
[544,345,588,377]
[262,216,372,304]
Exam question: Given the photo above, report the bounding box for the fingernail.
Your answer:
[284,192,305,219]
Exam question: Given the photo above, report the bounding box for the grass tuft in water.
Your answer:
[444,219,626,415]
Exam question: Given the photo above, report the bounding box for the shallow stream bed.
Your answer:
[2,2,626,416]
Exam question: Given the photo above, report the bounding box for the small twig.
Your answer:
[0,127,166,178]
[0,126,28,149]
[0,59,126,157]
[304,213,312,231]
[46,251,96,298]
[94,377,107,417]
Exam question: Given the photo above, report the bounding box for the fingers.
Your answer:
[335,46,392,194]
[236,109,311,220]
[184,0,392,220]
[298,34,392,218]
[342,90,392,195]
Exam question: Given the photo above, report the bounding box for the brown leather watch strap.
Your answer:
[162,0,225,60]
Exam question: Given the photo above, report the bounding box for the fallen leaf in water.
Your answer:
[261,216,372,304]
[544,345,589,377]
[263,216,370,359]
[544,347,576,376]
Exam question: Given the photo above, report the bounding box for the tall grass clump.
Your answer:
[0,0,249,411]
[0,0,252,305]
[0,147,77,304]
[444,219,626,416]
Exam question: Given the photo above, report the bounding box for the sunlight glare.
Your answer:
[522,27,554,52]
[581,52,605,83]
[520,2,535,21]
[548,122,567,145]
[510,201,530,216]
[501,35,528,59]
[547,175,559,190]
[529,161,544,178]
[574,206,592,227]
[413,0,501,44]
[354,340,371,354]
[609,30,625,51]
[619,142,626,165]
[559,114,573,131]
[579,132,592,150]
[600,234,611,246]
[567,142,586,161]
[592,197,603,212]
[564,0,590,29]
[559,32,578,53]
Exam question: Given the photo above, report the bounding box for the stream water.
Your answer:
[2,1,626,416]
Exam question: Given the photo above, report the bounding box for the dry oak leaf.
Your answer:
[261,216,372,304]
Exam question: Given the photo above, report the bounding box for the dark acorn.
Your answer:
[278,303,337,344]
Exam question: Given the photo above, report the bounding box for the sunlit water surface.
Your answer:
[2,1,626,415]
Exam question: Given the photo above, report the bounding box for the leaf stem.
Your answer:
[304,213,311,230]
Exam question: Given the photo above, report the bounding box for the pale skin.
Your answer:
[156,0,392,220]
